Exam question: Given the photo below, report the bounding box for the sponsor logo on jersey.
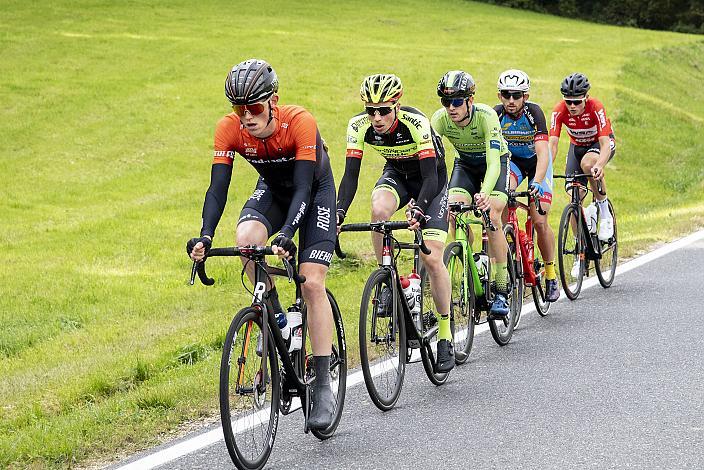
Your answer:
[291,201,306,227]
[249,189,266,201]
[401,114,422,129]
[213,150,235,158]
[347,135,358,144]
[281,122,289,129]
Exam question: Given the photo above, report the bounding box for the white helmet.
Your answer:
[497,69,530,92]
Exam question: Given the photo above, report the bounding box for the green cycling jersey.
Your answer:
[431,103,508,195]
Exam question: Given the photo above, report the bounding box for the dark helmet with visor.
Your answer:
[437,70,476,98]
[225,59,279,105]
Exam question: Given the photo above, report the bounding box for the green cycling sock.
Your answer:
[437,314,452,341]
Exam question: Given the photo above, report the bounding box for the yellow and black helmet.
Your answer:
[360,74,403,103]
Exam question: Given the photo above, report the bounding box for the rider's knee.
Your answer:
[236,222,267,246]
[301,274,326,299]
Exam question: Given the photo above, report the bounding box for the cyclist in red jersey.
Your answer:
[549,73,616,264]
[186,59,337,429]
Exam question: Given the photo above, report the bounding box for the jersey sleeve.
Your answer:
[213,115,239,166]
[345,114,368,159]
[431,108,447,137]
[415,115,436,160]
[549,102,566,138]
[289,110,318,162]
[480,108,504,194]
[529,102,549,142]
[590,99,613,137]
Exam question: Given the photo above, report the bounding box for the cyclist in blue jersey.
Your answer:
[494,69,559,301]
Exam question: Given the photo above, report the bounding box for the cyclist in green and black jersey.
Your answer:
[432,70,511,318]
[336,74,455,372]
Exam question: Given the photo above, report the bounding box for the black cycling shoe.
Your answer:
[376,286,393,317]
[436,339,455,373]
[308,383,335,430]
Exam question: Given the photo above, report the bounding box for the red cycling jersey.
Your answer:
[549,98,614,147]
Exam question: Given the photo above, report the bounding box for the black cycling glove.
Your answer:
[272,233,297,258]
[406,205,430,227]
[186,236,212,257]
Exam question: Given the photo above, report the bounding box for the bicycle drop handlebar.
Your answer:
[447,202,496,231]
[189,246,306,286]
[509,190,546,216]
[336,220,431,257]
[554,173,606,196]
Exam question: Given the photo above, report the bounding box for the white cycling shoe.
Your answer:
[598,217,614,241]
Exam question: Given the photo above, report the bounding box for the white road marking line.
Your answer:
[115,229,704,469]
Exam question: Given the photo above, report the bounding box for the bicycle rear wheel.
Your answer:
[418,268,450,385]
[595,200,618,288]
[220,307,280,470]
[489,226,519,346]
[443,241,475,365]
[359,268,406,411]
[558,205,585,300]
[302,290,347,440]
[531,223,551,316]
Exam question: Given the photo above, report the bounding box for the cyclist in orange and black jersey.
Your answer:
[186,59,336,430]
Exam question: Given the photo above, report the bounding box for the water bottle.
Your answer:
[408,272,422,328]
[401,275,413,310]
[276,312,291,342]
[287,306,303,352]
[584,203,598,234]
[475,253,489,281]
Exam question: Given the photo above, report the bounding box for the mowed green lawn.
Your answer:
[1,0,702,467]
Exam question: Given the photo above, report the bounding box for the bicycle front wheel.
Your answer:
[359,268,406,411]
[595,200,618,288]
[302,290,348,440]
[489,226,518,346]
[419,267,450,385]
[220,307,280,470]
[558,204,585,300]
[443,241,475,365]
[531,223,551,316]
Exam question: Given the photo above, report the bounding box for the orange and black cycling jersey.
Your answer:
[200,105,333,239]
[212,105,331,188]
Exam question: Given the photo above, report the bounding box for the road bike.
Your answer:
[504,190,551,320]
[190,246,347,470]
[555,173,618,300]
[444,202,520,350]
[337,221,449,412]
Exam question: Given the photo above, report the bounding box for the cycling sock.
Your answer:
[596,198,611,220]
[545,260,556,280]
[437,314,452,341]
[266,286,284,314]
[494,262,508,293]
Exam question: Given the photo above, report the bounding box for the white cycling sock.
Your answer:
[596,197,611,220]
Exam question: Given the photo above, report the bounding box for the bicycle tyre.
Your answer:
[220,307,280,470]
[443,241,475,365]
[307,290,347,440]
[595,200,618,288]
[489,226,518,346]
[359,268,406,411]
[530,222,551,316]
[418,267,450,385]
[558,204,585,300]
[507,225,525,329]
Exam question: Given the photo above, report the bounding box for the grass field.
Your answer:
[1,0,703,467]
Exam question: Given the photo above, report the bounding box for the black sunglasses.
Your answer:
[365,105,394,116]
[500,90,524,100]
[440,97,466,108]
[564,98,586,106]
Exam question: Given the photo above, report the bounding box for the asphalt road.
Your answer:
[114,237,704,470]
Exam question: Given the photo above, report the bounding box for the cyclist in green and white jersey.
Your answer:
[431,71,512,318]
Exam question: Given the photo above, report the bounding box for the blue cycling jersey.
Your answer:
[493,101,548,160]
